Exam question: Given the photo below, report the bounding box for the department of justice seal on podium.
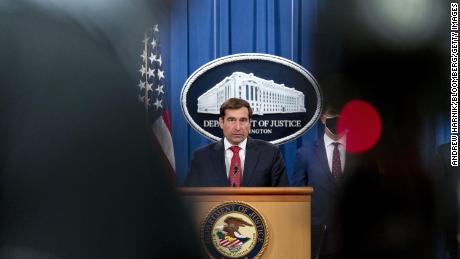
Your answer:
[202,201,269,259]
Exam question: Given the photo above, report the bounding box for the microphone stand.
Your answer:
[314,225,327,259]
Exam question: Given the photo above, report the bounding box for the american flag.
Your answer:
[219,238,243,248]
[138,24,176,175]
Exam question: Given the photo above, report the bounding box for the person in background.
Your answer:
[292,106,347,259]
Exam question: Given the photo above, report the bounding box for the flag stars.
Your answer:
[147,68,155,78]
[138,25,166,112]
[137,80,145,90]
[139,65,146,76]
[155,84,164,95]
[146,82,153,92]
[153,98,163,110]
[149,53,156,64]
[138,94,150,105]
[157,69,165,80]
[156,55,162,66]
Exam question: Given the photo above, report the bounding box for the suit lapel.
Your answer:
[241,138,259,186]
[212,140,229,186]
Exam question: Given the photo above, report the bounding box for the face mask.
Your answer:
[325,117,340,135]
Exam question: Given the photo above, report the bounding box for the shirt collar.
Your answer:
[224,137,247,151]
[324,133,346,147]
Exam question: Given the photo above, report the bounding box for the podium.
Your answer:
[179,187,313,259]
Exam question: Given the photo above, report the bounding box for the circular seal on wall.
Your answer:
[181,53,322,145]
[202,201,269,259]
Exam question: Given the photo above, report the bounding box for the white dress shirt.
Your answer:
[224,137,247,178]
[324,134,346,173]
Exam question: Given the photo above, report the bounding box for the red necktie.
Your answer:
[229,146,241,187]
[331,142,342,181]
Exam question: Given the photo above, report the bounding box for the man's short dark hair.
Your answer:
[323,106,340,117]
[219,98,253,119]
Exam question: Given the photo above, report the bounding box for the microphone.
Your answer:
[232,163,239,187]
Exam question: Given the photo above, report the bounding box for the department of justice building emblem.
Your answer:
[202,202,269,259]
[181,53,322,145]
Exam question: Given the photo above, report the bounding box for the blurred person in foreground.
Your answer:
[0,2,203,258]
[433,142,460,259]
[312,1,446,258]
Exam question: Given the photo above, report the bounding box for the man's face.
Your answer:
[219,107,250,145]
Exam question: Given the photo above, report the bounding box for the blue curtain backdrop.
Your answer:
[166,0,452,185]
[169,0,319,184]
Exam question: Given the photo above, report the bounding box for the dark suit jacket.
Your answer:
[292,138,343,256]
[185,138,288,187]
[293,137,378,257]
[292,138,340,226]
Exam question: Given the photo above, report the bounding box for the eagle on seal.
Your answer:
[223,216,253,240]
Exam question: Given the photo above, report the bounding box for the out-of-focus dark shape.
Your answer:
[338,99,382,153]
[338,160,437,259]
[0,1,203,258]
[338,0,444,49]
[314,0,448,258]
[433,143,460,259]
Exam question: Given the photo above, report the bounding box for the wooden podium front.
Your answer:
[180,187,313,259]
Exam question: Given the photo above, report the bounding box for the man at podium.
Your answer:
[185,98,288,187]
